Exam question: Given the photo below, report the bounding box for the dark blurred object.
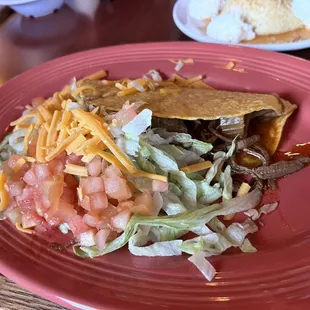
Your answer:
[0,6,13,23]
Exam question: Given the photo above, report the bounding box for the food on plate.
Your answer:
[187,0,310,44]
[0,68,308,281]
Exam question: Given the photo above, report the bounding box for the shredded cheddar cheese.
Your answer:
[10,112,37,126]
[160,88,181,95]
[0,171,6,191]
[117,87,138,97]
[72,110,137,174]
[84,70,107,81]
[133,170,168,182]
[46,130,81,161]
[77,186,83,200]
[12,157,27,172]
[46,110,61,148]
[37,105,53,123]
[64,164,88,177]
[65,134,87,155]
[72,85,97,98]
[16,222,34,234]
[75,136,102,155]
[224,182,251,221]
[81,154,96,163]
[0,172,9,211]
[181,161,213,174]
[87,146,128,173]
[36,125,48,163]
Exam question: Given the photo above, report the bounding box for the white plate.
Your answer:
[173,0,310,52]
[0,0,38,5]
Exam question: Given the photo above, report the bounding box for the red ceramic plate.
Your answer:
[1,42,310,310]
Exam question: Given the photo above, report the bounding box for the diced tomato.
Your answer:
[7,154,24,170]
[23,169,37,186]
[40,175,64,203]
[133,192,153,215]
[64,174,78,189]
[102,204,118,219]
[104,164,122,178]
[78,230,96,247]
[55,152,67,164]
[116,200,135,213]
[95,217,110,230]
[28,135,38,157]
[61,186,76,204]
[66,154,83,165]
[69,215,91,236]
[35,201,47,217]
[110,210,131,232]
[80,195,91,211]
[83,212,100,227]
[86,156,102,177]
[115,104,137,126]
[45,200,77,226]
[18,185,37,202]
[104,176,132,201]
[89,191,108,210]
[101,159,108,173]
[95,229,110,249]
[48,159,65,175]
[152,180,168,193]
[8,181,25,197]
[22,211,43,229]
[35,164,51,181]
[80,177,105,195]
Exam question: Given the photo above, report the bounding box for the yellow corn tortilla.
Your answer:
[79,82,297,156]
[84,88,285,120]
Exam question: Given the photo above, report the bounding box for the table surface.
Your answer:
[1,0,310,309]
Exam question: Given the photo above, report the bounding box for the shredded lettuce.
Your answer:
[188,251,216,281]
[220,165,233,201]
[161,191,187,215]
[122,109,152,137]
[170,171,197,209]
[144,129,212,155]
[129,232,182,256]
[150,226,188,242]
[168,182,183,197]
[116,136,140,156]
[158,145,202,167]
[0,134,16,163]
[141,141,179,172]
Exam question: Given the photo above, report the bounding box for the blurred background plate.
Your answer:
[173,0,310,52]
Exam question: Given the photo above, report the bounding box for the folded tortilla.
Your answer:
[78,81,297,155]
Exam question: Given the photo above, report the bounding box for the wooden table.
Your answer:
[0,0,310,309]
